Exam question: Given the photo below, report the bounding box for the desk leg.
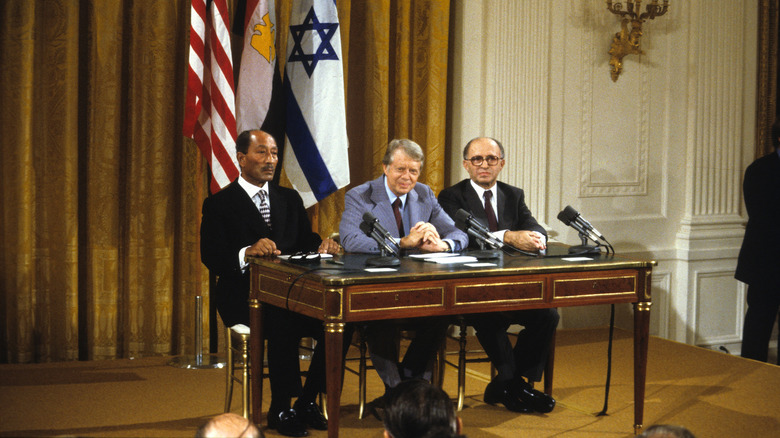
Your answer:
[633,301,651,435]
[543,329,556,395]
[325,322,345,438]
[249,300,264,424]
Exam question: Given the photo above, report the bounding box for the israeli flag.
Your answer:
[283,0,349,208]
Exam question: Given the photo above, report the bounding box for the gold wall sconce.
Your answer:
[606,0,669,81]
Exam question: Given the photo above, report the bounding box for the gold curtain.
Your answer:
[0,0,450,363]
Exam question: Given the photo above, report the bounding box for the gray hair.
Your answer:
[383,139,425,166]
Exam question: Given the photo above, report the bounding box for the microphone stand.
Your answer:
[365,232,401,267]
[465,229,501,260]
[568,231,601,255]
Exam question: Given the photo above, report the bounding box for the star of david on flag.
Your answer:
[283,0,349,208]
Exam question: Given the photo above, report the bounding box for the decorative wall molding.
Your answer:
[579,13,649,198]
[693,269,745,346]
[482,0,551,217]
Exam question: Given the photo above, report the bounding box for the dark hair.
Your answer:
[383,380,463,438]
[382,139,425,166]
[235,130,257,155]
[462,137,505,160]
[771,119,780,149]
[235,129,278,155]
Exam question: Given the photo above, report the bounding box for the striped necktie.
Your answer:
[253,190,271,227]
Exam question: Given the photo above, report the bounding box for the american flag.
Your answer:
[183,0,239,193]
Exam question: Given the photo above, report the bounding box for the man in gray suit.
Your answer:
[339,138,468,401]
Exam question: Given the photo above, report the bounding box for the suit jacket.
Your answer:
[438,179,546,250]
[200,179,322,326]
[735,151,780,290]
[339,176,468,253]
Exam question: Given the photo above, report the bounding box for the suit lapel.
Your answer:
[266,184,283,239]
[368,177,399,235]
[463,182,486,222]
[495,183,511,230]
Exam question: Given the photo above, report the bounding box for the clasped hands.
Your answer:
[503,230,546,252]
[245,237,341,258]
[399,221,449,253]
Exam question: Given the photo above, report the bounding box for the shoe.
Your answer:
[293,400,328,431]
[368,395,386,422]
[483,380,533,413]
[267,408,308,437]
[511,379,556,413]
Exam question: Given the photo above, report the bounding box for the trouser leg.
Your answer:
[741,285,780,363]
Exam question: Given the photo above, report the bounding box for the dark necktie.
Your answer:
[392,198,405,237]
[483,190,498,232]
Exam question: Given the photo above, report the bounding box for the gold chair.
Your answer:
[225,324,251,418]
[224,324,319,420]
[444,317,556,411]
[445,317,495,411]
[351,326,445,419]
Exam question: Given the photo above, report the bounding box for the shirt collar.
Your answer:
[469,179,496,202]
[383,175,408,207]
[238,175,269,199]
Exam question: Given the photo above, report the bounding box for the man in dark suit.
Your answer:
[438,137,558,414]
[339,139,468,400]
[200,129,342,437]
[736,122,780,363]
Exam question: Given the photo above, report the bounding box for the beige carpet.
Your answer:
[1,328,779,437]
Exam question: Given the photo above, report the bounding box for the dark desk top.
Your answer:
[249,243,656,287]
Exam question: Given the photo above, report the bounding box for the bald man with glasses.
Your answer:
[438,137,559,414]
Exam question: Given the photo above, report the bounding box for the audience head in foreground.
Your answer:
[382,379,464,438]
[196,413,262,438]
[638,424,695,438]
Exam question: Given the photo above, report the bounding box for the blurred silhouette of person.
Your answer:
[638,424,695,438]
[195,413,263,438]
[382,379,465,438]
[736,120,780,363]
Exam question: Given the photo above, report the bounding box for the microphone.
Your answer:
[557,206,602,254]
[362,212,396,242]
[453,209,504,249]
[559,206,604,242]
[359,221,399,257]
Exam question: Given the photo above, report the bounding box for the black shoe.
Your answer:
[483,380,533,413]
[368,395,386,422]
[511,379,556,413]
[267,408,308,437]
[293,400,328,431]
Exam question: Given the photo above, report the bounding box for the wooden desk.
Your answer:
[249,248,654,437]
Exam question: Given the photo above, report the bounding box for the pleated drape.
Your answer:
[0,0,450,363]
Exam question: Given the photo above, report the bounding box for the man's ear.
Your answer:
[456,416,463,434]
[384,430,392,438]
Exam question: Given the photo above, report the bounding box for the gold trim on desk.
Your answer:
[257,273,325,313]
[324,286,344,320]
[552,274,637,300]
[348,286,445,313]
[453,280,545,306]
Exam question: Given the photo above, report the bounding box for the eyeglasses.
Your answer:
[467,155,502,166]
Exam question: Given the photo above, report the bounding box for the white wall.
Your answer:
[449,0,757,351]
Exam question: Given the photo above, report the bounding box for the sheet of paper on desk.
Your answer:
[465,262,498,267]
[425,256,479,264]
[408,252,458,259]
[562,257,594,262]
[364,267,398,272]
